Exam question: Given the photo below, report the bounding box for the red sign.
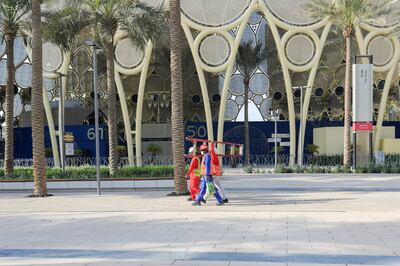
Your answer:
[352,122,373,132]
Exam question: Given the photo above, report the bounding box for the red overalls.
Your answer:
[187,156,201,200]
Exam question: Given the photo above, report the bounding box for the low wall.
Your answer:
[0,178,174,191]
[314,126,396,155]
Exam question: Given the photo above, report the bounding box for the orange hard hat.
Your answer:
[199,143,208,151]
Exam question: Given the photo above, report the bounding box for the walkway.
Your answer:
[1,174,400,265]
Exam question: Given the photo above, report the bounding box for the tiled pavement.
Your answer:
[1,174,400,266]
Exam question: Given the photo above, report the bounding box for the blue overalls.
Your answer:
[195,153,223,204]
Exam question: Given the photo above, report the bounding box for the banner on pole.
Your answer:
[352,64,373,129]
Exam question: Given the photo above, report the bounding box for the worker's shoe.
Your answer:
[192,201,201,206]
[187,197,194,201]
[200,199,207,204]
[222,199,229,204]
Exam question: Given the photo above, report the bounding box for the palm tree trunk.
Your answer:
[4,34,15,178]
[105,41,118,175]
[343,35,352,167]
[31,0,48,196]
[244,80,250,166]
[170,0,187,194]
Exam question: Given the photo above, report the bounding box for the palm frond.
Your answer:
[119,0,169,50]
[304,0,397,34]
[236,40,267,78]
[43,7,92,52]
[0,0,31,35]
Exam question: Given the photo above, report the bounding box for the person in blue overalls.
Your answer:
[192,143,224,206]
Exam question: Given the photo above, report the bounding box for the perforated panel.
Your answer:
[13,95,23,117]
[0,59,6,86]
[15,63,32,89]
[181,0,251,26]
[285,34,315,66]
[225,99,239,121]
[253,95,263,105]
[44,78,54,92]
[367,36,394,67]
[236,95,245,105]
[250,73,269,95]
[43,42,63,72]
[0,33,5,57]
[115,38,144,69]
[14,37,27,66]
[260,98,272,118]
[367,0,400,28]
[230,75,245,95]
[265,0,318,26]
[199,34,230,67]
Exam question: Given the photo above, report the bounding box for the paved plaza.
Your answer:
[1,174,400,266]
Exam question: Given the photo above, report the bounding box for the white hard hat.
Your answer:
[188,147,195,153]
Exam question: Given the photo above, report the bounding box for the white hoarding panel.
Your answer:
[65,143,75,156]
[268,138,281,143]
[271,134,290,138]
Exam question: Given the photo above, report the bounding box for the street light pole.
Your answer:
[274,114,278,168]
[59,73,65,173]
[86,40,101,196]
[271,109,280,169]
[53,71,67,174]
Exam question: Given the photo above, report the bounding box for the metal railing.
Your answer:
[1,154,400,168]
[0,156,176,168]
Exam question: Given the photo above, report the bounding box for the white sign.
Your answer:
[268,138,281,143]
[280,142,290,147]
[65,143,75,156]
[272,134,290,138]
[353,64,373,122]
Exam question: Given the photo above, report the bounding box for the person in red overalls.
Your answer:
[186,147,201,201]
[209,144,229,203]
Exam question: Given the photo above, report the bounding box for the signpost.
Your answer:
[270,110,280,168]
[352,55,374,169]
[64,133,75,156]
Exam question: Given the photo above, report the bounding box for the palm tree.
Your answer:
[31,0,48,196]
[61,0,167,175]
[169,0,187,195]
[43,7,90,53]
[236,40,267,166]
[0,0,31,178]
[304,0,393,167]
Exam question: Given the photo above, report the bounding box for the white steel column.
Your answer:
[181,23,214,141]
[374,66,397,151]
[115,72,135,166]
[298,23,332,161]
[134,42,153,167]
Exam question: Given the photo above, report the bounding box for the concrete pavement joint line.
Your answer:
[1,249,400,264]
[0,210,350,213]
[228,188,400,192]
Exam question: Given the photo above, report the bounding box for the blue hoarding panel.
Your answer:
[14,125,108,159]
